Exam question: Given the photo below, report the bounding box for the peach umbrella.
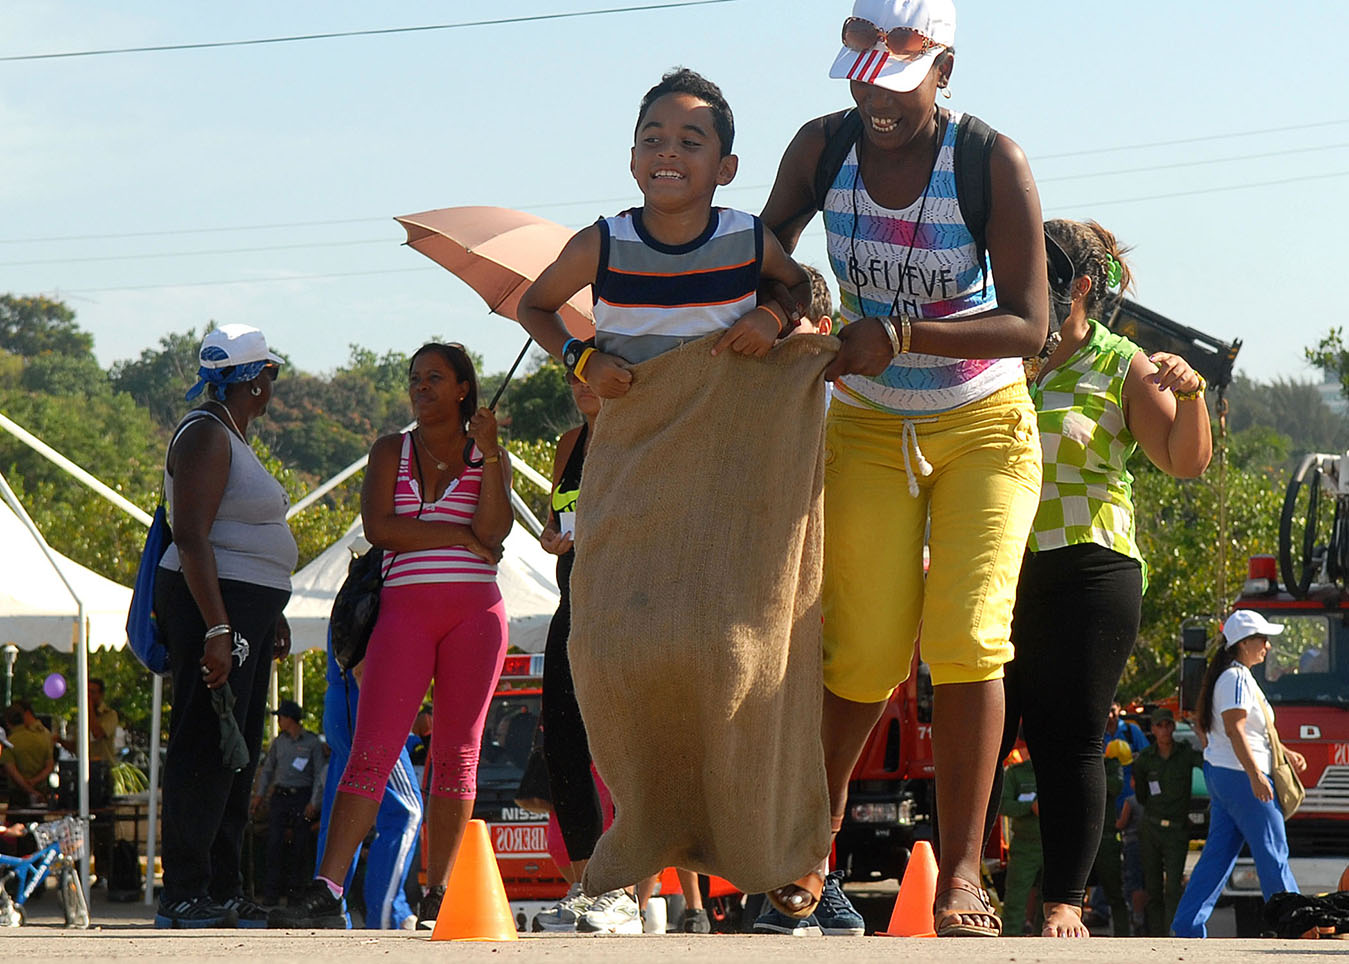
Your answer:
[395,205,594,339]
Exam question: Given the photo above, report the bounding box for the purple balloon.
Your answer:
[42,672,66,700]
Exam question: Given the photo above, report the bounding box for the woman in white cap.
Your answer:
[1171,610,1307,937]
[155,324,296,928]
[759,0,1046,937]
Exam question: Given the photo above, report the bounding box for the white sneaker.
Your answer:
[533,882,593,932]
[577,889,642,934]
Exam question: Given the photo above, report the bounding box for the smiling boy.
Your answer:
[518,68,810,391]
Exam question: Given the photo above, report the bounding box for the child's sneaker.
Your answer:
[680,907,711,933]
[265,879,346,928]
[577,889,642,934]
[219,895,270,929]
[533,882,594,932]
[814,872,865,936]
[155,895,239,929]
[415,885,445,930]
[752,902,822,936]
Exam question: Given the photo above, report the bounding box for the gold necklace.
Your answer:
[417,428,455,472]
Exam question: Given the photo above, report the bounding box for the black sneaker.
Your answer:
[220,895,270,929]
[155,896,239,929]
[266,879,346,929]
[814,871,865,936]
[416,885,446,930]
[681,907,712,933]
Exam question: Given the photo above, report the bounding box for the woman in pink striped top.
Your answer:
[292,343,512,928]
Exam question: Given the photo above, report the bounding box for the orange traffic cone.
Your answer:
[878,839,938,937]
[429,818,519,941]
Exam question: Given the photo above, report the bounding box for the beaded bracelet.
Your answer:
[1174,373,1206,402]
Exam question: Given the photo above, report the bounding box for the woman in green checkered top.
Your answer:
[994,219,1212,937]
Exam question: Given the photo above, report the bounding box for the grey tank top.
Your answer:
[159,410,297,592]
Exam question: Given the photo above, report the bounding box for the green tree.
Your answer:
[109,327,209,433]
[500,356,575,444]
[0,294,94,359]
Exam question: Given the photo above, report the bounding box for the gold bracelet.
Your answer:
[482,453,500,465]
[572,347,596,384]
[880,318,902,357]
[1173,373,1206,402]
[900,315,913,355]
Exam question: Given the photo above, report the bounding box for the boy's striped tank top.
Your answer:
[593,207,762,364]
[823,110,1024,415]
[382,432,497,586]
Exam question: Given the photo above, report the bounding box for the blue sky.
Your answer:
[2,1,1346,388]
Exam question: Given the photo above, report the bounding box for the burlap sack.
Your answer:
[569,332,838,896]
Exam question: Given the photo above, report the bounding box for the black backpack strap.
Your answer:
[953,112,999,296]
[768,109,861,239]
[811,108,862,212]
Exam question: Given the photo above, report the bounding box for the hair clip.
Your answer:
[1105,256,1123,290]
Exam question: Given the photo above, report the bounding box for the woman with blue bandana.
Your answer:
[155,324,298,929]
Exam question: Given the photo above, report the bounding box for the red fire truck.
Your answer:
[1178,551,1349,934]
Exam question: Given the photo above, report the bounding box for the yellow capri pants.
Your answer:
[822,381,1042,700]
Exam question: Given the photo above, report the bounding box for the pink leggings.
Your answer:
[338,582,507,802]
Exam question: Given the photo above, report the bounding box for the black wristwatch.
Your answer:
[562,337,594,375]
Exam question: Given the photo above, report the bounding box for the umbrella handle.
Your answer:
[465,336,533,469]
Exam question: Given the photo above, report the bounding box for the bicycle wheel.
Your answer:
[58,860,89,929]
[1279,456,1329,598]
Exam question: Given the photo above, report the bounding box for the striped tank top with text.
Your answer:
[823,110,1023,415]
[593,207,762,364]
[381,432,496,587]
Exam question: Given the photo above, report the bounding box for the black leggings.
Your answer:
[540,569,603,863]
[157,569,289,903]
[990,543,1141,907]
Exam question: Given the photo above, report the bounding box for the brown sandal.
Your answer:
[934,877,1002,937]
[766,871,825,920]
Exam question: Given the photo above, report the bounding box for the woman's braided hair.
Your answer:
[1044,219,1134,320]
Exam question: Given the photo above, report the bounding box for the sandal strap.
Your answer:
[935,876,990,908]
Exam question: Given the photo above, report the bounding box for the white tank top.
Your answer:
[823,110,1024,415]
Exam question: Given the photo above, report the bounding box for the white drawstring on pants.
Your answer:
[900,419,936,497]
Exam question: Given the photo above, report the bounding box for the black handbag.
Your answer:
[330,546,385,670]
[330,438,427,670]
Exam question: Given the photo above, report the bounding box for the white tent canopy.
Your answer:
[0,495,130,653]
[285,518,560,654]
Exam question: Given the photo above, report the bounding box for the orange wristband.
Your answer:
[755,303,786,334]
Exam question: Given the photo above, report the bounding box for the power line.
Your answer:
[64,264,431,293]
[1038,143,1349,184]
[2,123,1344,248]
[0,217,384,245]
[0,1,736,62]
[1056,169,1349,210]
[0,237,391,267]
[1034,118,1349,160]
[35,170,1346,295]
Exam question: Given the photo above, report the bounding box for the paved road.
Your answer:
[11,930,1349,962]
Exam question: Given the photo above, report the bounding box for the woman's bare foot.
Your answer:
[1041,901,1089,938]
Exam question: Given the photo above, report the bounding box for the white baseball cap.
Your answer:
[829,0,956,94]
[198,324,283,370]
[1223,610,1284,648]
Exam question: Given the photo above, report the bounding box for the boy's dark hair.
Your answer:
[801,264,833,319]
[635,68,734,157]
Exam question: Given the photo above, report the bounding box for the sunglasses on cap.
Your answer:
[842,17,942,60]
[263,363,280,381]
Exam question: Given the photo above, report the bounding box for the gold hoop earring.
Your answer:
[941,86,952,100]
